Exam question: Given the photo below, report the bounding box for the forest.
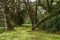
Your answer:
[0,0,60,40]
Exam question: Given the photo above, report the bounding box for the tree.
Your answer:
[23,0,39,30]
[3,0,13,31]
[32,0,60,31]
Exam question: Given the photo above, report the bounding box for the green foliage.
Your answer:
[39,15,60,33]
[0,19,4,27]
[0,27,5,34]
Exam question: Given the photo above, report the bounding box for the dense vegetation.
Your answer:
[0,0,60,40]
[38,15,60,33]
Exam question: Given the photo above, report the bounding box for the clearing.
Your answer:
[0,24,60,40]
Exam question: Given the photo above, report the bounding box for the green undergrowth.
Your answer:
[0,25,60,40]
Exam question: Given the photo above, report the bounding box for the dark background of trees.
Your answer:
[0,0,60,33]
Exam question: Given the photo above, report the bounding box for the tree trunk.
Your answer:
[3,0,13,31]
[32,11,60,31]
[32,0,38,30]
[3,13,13,31]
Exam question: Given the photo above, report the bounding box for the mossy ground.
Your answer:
[0,24,60,40]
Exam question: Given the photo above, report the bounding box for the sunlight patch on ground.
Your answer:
[0,26,60,40]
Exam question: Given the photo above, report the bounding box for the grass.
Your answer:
[0,24,60,40]
[21,24,32,27]
[0,27,5,34]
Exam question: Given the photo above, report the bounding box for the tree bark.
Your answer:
[3,0,13,31]
[3,14,13,31]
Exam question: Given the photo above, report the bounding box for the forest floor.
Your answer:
[0,24,60,40]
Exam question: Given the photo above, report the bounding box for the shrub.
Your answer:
[39,15,60,33]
